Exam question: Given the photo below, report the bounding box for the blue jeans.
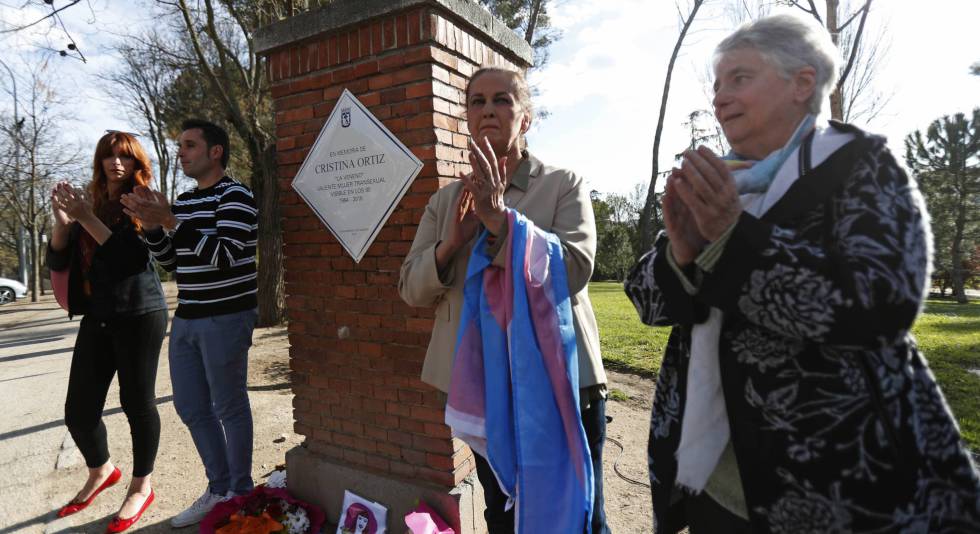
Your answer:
[169,308,257,495]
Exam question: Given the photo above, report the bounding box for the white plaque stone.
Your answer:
[292,89,423,263]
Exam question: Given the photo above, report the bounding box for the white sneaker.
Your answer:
[170,489,231,528]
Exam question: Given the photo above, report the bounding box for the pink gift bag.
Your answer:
[404,502,454,534]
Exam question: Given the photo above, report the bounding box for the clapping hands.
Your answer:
[51,182,92,225]
[664,146,742,265]
[445,188,480,249]
[459,137,508,236]
[120,186,177,231]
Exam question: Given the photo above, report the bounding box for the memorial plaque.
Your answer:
[292,89,423,262]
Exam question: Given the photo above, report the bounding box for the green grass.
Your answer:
[590,282,669,377]
[590,282,980,450]
[608,388,630,402]
[912,299,980,449]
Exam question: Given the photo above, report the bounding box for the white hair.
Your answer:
[715,14,840,115]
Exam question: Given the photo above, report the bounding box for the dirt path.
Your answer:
[603,370,654,533]
[0,287,655,533]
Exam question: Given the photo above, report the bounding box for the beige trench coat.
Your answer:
[398,152,607,393]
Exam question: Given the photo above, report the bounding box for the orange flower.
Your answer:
[215,512,284,534]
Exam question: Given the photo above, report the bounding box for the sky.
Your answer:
[1,0,978,196]
[526,0,980,195]
[0,0,142,163]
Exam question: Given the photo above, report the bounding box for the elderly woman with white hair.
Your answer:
[625,13,980,533]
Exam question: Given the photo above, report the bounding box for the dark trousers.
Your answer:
[684,492,752,534]
[64,310,167,477]
[474,395,611,534]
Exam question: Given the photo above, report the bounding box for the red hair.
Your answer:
[88,131,153,231]
[342,502,377,533]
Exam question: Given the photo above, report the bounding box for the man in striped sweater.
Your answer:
[121,119,258,528]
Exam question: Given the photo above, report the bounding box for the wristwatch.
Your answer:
[164,219,182,238]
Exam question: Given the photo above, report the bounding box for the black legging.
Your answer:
[64,309,167,477]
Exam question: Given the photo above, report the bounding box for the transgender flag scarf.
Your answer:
[445,209,593,534]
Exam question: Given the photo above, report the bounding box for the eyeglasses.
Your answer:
[105,130,141,137]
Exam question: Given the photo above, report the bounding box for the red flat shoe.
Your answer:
[57,466,122,517]
[105,490,154,533]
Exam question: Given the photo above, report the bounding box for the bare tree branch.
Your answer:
[836,2,865,31]
[0,0,81,34]
[201,0,252,92]
[0,61,83,299]
[99,37,181,198]
[168,0,243,131]
[638,0,706,251]
[839,21,891,123]
[836,0,871,93]
[786,0,822,23]
[52,4,86,62]
[218,0,260,87]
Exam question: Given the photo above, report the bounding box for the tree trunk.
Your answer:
[253,144,284,326]
[829,89,844,122]
[525,0,543,45]
[37,238,45,296]
[16,227,27,285]
[950,200,968,303]
[28,165,38,302]
[37,219,47,296]
[156,136,170,200]
[29,226,38,302]
[171,163,179,204]
[638,0,705,253]
[824,0,844,121]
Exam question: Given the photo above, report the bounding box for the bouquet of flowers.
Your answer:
[201,486,325,534]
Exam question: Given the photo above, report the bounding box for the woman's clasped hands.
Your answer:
[663,146,742,265]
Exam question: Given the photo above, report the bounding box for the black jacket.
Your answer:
[625,123,980,533]
[47,219,167,319]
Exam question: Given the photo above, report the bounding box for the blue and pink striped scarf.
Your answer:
[445,209,593,533]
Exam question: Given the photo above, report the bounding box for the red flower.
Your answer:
[201,486,326,534]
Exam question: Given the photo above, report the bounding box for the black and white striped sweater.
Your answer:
[145,176,258,319]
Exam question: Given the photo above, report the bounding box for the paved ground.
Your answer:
[0,285,654,533]
[0,286,301,533]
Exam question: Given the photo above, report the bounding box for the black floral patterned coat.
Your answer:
[625,123,980,533]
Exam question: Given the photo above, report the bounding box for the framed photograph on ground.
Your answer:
[336,490,387,534]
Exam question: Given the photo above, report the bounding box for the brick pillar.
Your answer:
[255,1,531,532]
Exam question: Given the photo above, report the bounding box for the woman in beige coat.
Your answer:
[398,67,610,534]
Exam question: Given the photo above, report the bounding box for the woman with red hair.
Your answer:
[47,131,168,532]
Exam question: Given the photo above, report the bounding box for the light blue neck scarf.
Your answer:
[725,114,816,194]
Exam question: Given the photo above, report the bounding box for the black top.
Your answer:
[143,176,258,319]
[47,219,167,319]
